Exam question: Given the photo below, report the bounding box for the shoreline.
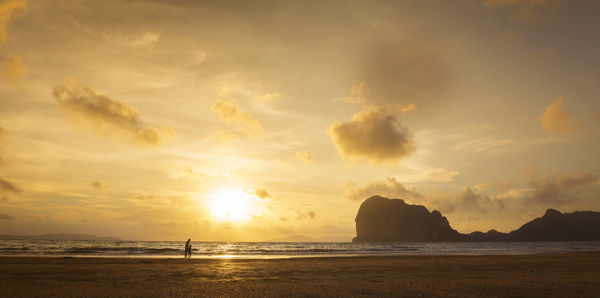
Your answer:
[2,252,600,296]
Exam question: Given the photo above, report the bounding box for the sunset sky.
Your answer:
[0,0,599,241]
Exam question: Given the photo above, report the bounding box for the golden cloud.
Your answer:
[52,79,174,146]
[0,0,26,45]
[248,187,271,199]
[539,96,575,134]
[426,168,459,182]
[258,92,282,102]
[329,110,415,163]
[296,151,313,163]
[211,99,263,137]
[296,210,316,220]
[91,180,107,191]
[0,54,25,81]
[0,0,27,84]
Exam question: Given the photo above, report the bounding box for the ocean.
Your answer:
[2,240,600,258]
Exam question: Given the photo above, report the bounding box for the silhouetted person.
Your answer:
[184,238,191,258]
[188,244,192,258]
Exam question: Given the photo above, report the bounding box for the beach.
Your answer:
[1,252,600,297]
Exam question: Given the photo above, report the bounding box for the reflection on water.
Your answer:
[1,239,600,258]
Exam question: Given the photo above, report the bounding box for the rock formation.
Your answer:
[353,195,463,242]
[353,195,600,242]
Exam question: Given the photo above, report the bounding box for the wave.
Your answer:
[2,240,600,258]
[63,246,181,254]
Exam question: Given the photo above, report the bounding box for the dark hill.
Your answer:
[352,196,600,242]
[353,196,463,242]
[508,209,600,241]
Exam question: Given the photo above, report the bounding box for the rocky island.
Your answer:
[353,195,600,242]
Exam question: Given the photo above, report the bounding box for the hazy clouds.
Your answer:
[0,0,27,83]
[0,0,27,44]
[211,99,263,139]
[527,173,598,204]
[0,177,21,202]
[345,177,423,201]
[295,151,313,163]
[249,187,271,199]
[0,126,7,165]
[357,41,445,110]
[53,79,174,146]
[0,213,14,220]
[91,180,106,191]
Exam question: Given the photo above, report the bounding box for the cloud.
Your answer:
[0,177,22,202]
[296,151,313,163]
[426,168,459,182]
[91,180,106,191]
[0,0,27,84]
[0,0,26,45]
[0,54,25,81]
[482,0,560,23]
[296,210,316,220]
[0,126,7,165]
[52,79,174,146]
[122,31,161,48]
[539,96,575,134]
[453,136,516,154]
[356,41,445,109]
[248,187,271,199]
[401,104,417,113]
[258,92,282,102]
[473,181,514,192]
[72,18,162,49]
[344,177,423,201]
[329,110,415,163]
[527,172,598,204]
[211,99,263,137]
[0,213,13,220]
[432,187,505,214]
[132,194,155,201]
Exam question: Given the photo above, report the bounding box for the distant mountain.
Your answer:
[0,233,121,241]
[353,195,600,242]
[507,209,600,241]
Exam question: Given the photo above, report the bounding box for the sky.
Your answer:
[0,0,599,241]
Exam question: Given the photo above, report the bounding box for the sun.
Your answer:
[207,188,257,222]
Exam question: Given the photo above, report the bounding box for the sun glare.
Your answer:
[207,188,257,222]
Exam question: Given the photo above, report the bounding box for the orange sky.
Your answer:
[0,0,599,241]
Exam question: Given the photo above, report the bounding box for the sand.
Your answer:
[1,252,600,297]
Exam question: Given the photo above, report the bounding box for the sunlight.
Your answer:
[207,188,257,222]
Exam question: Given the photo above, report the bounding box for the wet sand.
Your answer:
[1,252,600,297]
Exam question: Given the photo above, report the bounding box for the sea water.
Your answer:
[2,240,600,258]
